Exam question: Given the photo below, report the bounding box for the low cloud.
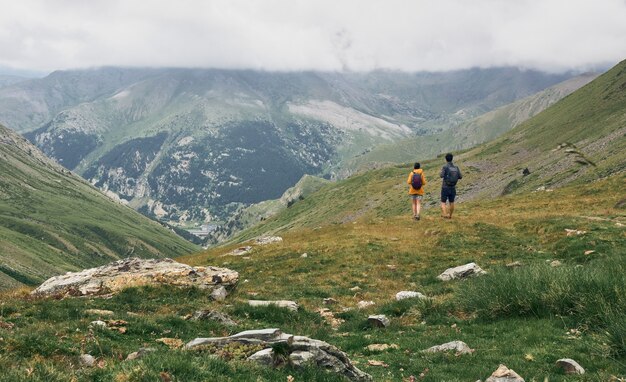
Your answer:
[1,0,625,73]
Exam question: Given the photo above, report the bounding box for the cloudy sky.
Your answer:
[1,0,626,74]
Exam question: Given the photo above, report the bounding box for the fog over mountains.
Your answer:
[0,67,574,225]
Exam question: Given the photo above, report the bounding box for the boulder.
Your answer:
[485,364,524,382]
[423,340,473,355]
[437,262,486,281]
[395,291,426,301]
[254,236,283,245]
[367,315,390,328]
[31,258,238,298]
[186,328,371,381]
[248,300,298,311]
[555,358,585,374]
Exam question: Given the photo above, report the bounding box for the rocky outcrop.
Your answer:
[437,262,486,281]
[31,257,239,298]
[185,328,372,382]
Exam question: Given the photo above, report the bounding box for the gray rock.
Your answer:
[84,309,114,316]
[357,300,375,309]
[555,358,585,374]
[31,258,239,298]
[190,310,237,326]
[79,354,96,367]
[210,286,228,301]
[423,340,473,355]
[323,298,338,305]
[89,320,107,329]
[395,291,426,301]
[125,347,157,361]
[367,315,390,328]
[187,328,371,381]
[550,260,562,267]
[247,348,274,366]
[485,364,525,382]
[437,262,486,281]
[505,261,522,268]
[254,236,283,245]
[226,246,252,256]
[248,300,298,311]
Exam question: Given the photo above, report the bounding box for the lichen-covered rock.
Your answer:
[437,262,486,281]
[395,291,426,301]
[186,328,372,381]
[254,236,283,245]
[31,258,238,298]
[367,315,390,328]
[189,310,237,326]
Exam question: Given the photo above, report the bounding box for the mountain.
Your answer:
[224,59,626,241]
[341,72,599,175]
[0,123,198,289]
[0,67,571,225]
[0,75,28,88]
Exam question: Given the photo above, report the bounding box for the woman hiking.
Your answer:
[407,162,427,220]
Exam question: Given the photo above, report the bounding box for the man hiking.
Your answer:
[439,153,462,219]
[407,162,427,220]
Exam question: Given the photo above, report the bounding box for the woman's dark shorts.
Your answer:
[441,187,456,203]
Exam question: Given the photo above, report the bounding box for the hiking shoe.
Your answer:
[416,215,421,221]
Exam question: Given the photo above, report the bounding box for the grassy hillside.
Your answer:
[341,73,598,175]
[0,124,198,289]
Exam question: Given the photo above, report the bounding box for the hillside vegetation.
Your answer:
[0,124,198,289]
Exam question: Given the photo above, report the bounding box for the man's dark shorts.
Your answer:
[441,187,456,203]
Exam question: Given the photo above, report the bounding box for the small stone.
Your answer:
[190,310,237,326]
[300,253,308,258]
[584,250,595,255]
[367,359,389,367]
[367,315,390,328]
[350,286,361,292]
[247,300,299,311]
[323,298,338,305]
[485,364,525,382]
[550,260,562,267]
[210,286,228,301]
[506,261,522,268]
[565,229,586,236]
[89,320,107,328]
[126,347,156,361]
[79,354,96,367]
[357,300,375,309]
[254,236,283,245]
[395,291,426,301]
[84,309,114,316]
[366,343,399,352]
[555,358,585,374]
[423,340,473,355]
[437,262,486,281]
[226,246,252,256]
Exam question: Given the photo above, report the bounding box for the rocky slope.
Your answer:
[0,123,198,289]
[0,67,571,224]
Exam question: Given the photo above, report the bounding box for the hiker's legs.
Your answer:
[415,199,421,216]
[449,202,455,218]
[440,202,448,217]
[411,198,418,216]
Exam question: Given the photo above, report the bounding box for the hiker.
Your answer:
[407,162,427,220]
[439,153,462,219]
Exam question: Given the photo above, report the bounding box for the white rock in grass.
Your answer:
[254,236,283,245]
[357,300,375,309]
[485,364,525,382]
[89,320,107,329]
[395,291,426,301]
[555,358,585,374]
[437,262,486,281]
[247,348,275,366]
[367,315,390,328]
[210,286,228,301]
[247,300,299,311]
[423,340,473,355]
[79,354,96,367]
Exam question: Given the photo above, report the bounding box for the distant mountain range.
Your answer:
[0,67,572,225]
[0,124,198,289]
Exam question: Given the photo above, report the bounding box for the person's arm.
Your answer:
[407,173,412,185]
[439,166,446,178]
[422,172,427,186]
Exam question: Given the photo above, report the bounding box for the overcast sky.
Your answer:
[1,0,626,74]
